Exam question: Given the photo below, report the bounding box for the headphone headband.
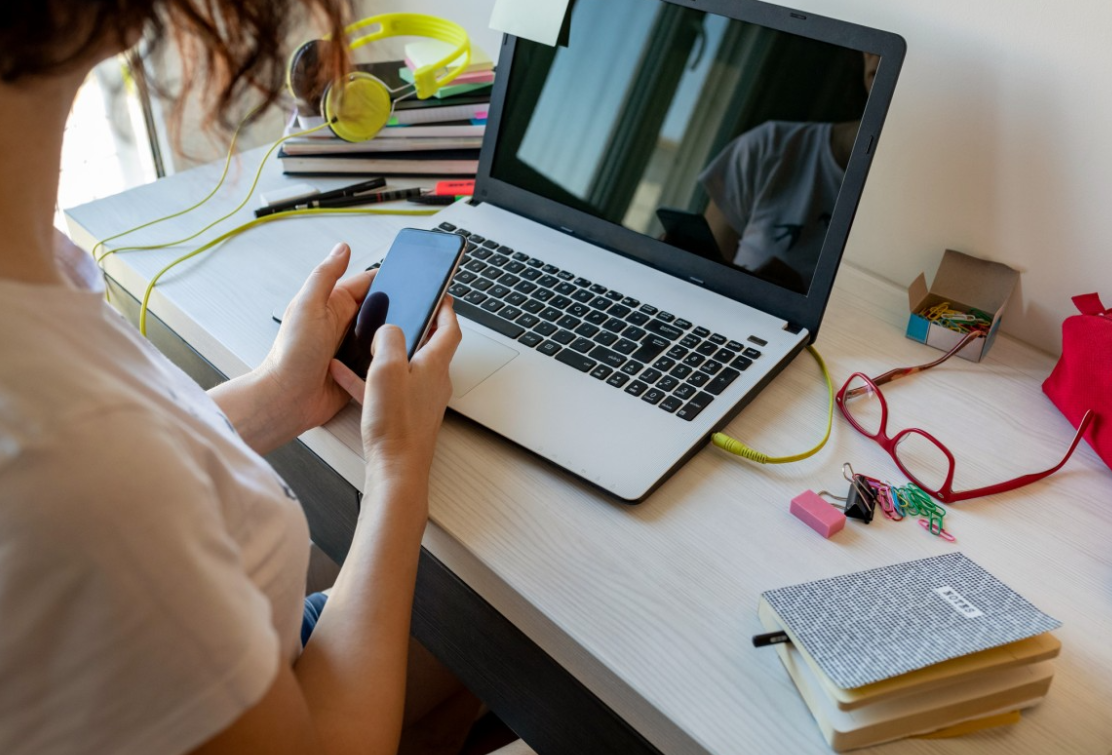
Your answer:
[344,13,471,99]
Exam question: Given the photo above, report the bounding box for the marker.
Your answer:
[299,187,422,210]
[255,177,386,217]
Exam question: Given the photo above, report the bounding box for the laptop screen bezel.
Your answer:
[472,0,906,341]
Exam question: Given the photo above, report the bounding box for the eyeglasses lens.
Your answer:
[842,375,884,436]
[893,431,951,492]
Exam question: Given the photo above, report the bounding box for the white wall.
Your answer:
[789,0,1112,354]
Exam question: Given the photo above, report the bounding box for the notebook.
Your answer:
[417,0,906,500]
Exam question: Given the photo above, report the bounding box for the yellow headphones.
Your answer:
[287,13,471,143]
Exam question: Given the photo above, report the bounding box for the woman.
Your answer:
[0,2,494,754]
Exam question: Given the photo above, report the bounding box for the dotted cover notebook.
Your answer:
[760,552,1061,690]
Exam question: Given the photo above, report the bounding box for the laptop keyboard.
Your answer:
[432,222,768,422]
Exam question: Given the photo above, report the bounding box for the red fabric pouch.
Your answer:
[1042,293,1112,470]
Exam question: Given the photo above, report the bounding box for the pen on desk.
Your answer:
[752,631,791,648]
[254,177,386,217]
[412,193,458,205]
[301,187,422,210]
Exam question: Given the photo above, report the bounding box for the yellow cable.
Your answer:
[137,206,438,336]
[711,344,833,464]
[95,122,328,266]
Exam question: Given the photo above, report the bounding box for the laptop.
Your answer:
[428,0,904,502]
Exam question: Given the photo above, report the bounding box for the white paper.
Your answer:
[489,0,572,47]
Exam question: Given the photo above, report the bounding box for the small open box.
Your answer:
[906,250,1020,362]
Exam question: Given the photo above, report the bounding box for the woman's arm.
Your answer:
[193,291,462,755]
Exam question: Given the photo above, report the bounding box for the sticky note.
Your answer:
[790,490,846,538]
[490,0,573,47]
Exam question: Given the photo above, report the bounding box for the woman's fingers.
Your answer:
[328,359,366,405]
[416,297,461,369]
[296,243,351,308]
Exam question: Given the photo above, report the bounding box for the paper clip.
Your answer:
[919,517,957,542]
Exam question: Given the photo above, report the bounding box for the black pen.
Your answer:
[301,187,422,210]
[255,176,386,217]
[752,631,791,648]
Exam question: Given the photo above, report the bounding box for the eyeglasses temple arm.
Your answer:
[946,410,1095,502]
[855,332,987,394]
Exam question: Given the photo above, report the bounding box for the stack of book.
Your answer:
[756,553,1061,750]
[280,40,494,176]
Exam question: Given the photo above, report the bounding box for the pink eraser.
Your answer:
[791,490,846,538]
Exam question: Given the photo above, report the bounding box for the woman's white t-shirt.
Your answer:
[0,253,310,754]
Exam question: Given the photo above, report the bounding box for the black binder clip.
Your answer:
[819,463,878,524]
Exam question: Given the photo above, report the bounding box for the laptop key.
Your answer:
[670,364,693,380]
[693,326,710,338]
[585,310,608,325]
[620,360,644,376]
[539,307,562,322]
[673,319,692,330]
[535,289,555,302]
[518,331,543,348]
[727,340,745,351]
[575,323,600,338]
[630,335,669,363]
[639,303,658,315]
[550,295,573,309]
[514,281,538,295]
[653,357,676,372]
[659,396,683,413]
[527,258,544,267]
[489,254,509,267]
[602,318,626,333]
[606,373,630,389]
[613,338,638,355]
[696,341,718,356]
[743,347,763,359]
[499,274,521,287]
[556,315,581,330]
[538,274,560,288]
[624,381,648,397]
[709,333,727,345]
[674,383,696,400]
[448,283,471,297]
[470,235,487,244]
[572,289,594,304]
[557,270,575,281]
[472,278,494,291]
[627,312,649,326]
[657,311,675,323]
[533,322,558,336]
[438,222,457,232]
[489,285,513,299]
[706,368,741,396]
[500,306,523,321]
[715,348,735,363]
[666,345,688,360]
[521,268,542,281]
[589,284,608,295]
[464,291,488,305]
[537,340,562,357]
[456,270,477,284]
[523,300,544,314]
[552,330,576,345]
[608,305,632,319]
[517,314,540,329]
[481,299,504,313]
[700,360,723,376]
[605,290,624,301]
[683,353,706,367]
[731,355,753,371]
[624,326,647,342]
[688,372,710,387]
[542,264,559,274]
[590,365,613,380]
[657,376,679,392]
[644,320,683,340]
[676,396,713,422]
[642,388,665,405]
[571,337,595,354]
[588,345,626,368]
[621,297,640,309]
[680,334,701,349]
[464,259,487,273]
[640,369,663,384]
[594,331,619,346]
[506,292,528,306]
[454,298,525,339]
[556,349,596,372]
[555,283,577,296]
[574,277,592,287]
[513,251,530,262]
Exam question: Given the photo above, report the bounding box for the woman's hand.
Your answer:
[257,242,372,435]
[329,296,461,481]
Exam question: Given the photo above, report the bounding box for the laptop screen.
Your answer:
[481,0,904,333]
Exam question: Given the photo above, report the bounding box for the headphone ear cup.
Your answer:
[322,72,392,142]
[287,39,340,116]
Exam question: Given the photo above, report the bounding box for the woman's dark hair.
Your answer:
[0,0,351,131]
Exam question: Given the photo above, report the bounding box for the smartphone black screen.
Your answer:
[336,228,464,374]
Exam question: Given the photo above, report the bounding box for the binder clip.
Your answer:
[818,464,878,524]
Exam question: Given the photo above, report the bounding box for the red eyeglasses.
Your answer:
[836,332,1094,503]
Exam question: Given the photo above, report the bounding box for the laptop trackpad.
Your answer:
[450,325,519,398]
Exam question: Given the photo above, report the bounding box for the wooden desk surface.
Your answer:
[66,148,1112,755]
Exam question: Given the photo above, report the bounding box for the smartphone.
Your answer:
[335,228,465,375]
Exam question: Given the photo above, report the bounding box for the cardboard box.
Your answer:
[906,250,1020,362]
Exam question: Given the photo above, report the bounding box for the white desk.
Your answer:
[67,147,1112,755]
